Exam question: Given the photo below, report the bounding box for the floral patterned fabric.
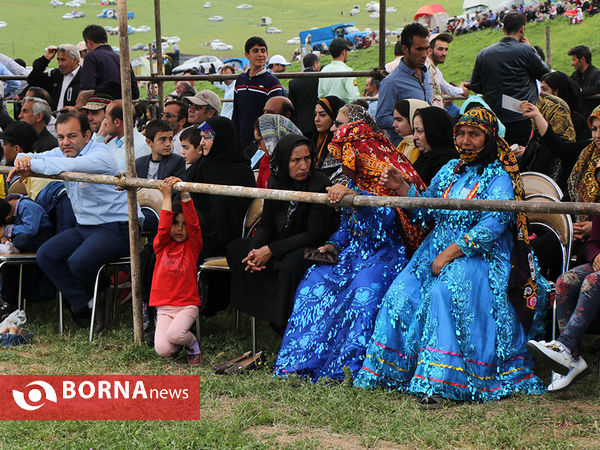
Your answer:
[568,105,600,220]
[329,120,428,253]
[273,181,410,382]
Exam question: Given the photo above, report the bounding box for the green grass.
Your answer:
[2,300,600,448]
[0,0,463,65]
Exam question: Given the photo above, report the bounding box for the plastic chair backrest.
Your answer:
[137,188,162,215]
[243,198,264,237]
[525,194,573,247]
[521,171,563,201]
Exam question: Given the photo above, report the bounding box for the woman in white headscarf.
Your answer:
[392,99,429,164]
[254,114,303,188]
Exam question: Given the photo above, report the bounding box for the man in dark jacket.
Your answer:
[470,12,549,145]
[289,53,320,138]
[78,24,139,102]
[568,45,600,118]
[18,96,57,153]
[27,44,81,111]
[135,120,186,180]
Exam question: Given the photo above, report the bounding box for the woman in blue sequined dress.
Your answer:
[354,107,549,406]
[274,105,428,382]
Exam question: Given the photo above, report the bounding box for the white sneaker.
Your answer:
[547,356,588,392]
[526,339,572,375]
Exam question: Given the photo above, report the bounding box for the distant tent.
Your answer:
[414,4,449,30]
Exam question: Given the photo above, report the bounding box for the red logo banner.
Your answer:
[0,375,200,420]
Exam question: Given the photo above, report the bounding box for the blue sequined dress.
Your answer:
[354,160,549,401]
[274,182,410,382]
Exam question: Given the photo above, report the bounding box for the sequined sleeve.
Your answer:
[405,164,449,223]
[328,184,373,250]
[455,173,515,257]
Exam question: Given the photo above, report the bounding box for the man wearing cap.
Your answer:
[182,89,221,126]
[77,41,87,65]
[103,100,151,172]
[268,55,291,74]
[79,93,112,136]
[1,121,38,164]
[318,38,360,104]
[268,55,290,96]
[27,44,81,111]
[233,36,284,147]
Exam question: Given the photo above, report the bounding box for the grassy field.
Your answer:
[2,300,600,448]
[0,0,464,65]
[2,1,599,97]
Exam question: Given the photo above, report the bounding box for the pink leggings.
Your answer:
[154,305,199,357]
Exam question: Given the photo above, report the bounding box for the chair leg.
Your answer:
[251,316,256,356]
[58,293,63,335]
[89,264,106,342]
[17,264,23,310]
[552,284,557,340]
[236,309,240,332]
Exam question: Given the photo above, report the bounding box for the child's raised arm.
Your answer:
[158,177,177,211]
[154,177,179,252]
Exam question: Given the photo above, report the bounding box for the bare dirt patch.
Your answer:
[248,424,407,449]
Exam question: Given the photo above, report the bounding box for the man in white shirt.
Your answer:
[214,65,236,119]
[385,41,403,73]
[26,44,81,111]
[103,100,151,172]
[425,34,469,108]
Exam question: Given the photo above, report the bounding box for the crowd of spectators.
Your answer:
[447,0,600,36]
[0,11,599,406]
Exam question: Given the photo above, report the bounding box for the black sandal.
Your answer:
[418,394,445,410]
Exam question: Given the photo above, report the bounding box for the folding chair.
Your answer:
[89,256,131,342]
[0,252,64,334]
[526,194,574,339]
[196,198,264,354]
[521,171,564,201]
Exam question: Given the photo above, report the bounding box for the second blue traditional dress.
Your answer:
[274,114,427,381]
[355,107,550,402]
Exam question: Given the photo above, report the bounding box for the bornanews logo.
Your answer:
[1,375,200,420]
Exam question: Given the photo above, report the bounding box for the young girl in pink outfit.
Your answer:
[151,177,203,365]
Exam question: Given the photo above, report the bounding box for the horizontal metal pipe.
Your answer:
[1,165,599,216]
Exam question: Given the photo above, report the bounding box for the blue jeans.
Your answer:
[36,222,130,311]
